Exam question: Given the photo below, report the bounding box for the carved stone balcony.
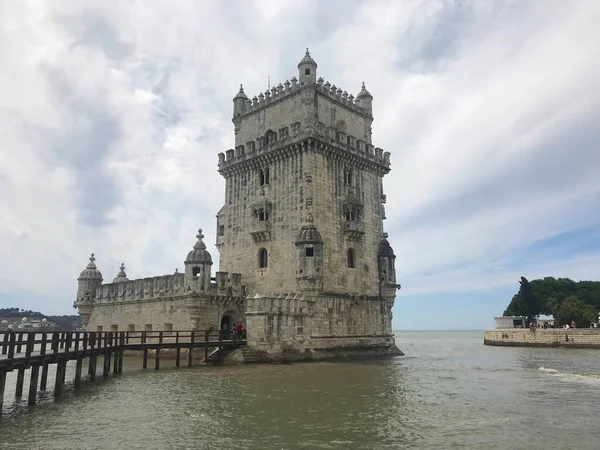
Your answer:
[250,221,271,243]
[343,220,364,241]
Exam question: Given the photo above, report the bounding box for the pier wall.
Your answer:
[484,329,600,348]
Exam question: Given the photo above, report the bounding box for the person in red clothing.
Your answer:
[236,321,244,339]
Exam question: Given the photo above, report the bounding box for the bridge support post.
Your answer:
[88,355,96,381]
[40,363,49,390]
[188,331,194,367]
[118,351,124,373]
[54,360,66,397]
[176,348,181,368]
[155,350,160,371]
[103,352,110,379]
[74,357,83,389]
[143,349,148,369]
[0,369,7,418]
[113,352,119,374]
[28,365,40,406]
[15,368,25,398]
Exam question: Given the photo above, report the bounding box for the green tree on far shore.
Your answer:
[548,295,597,328]
[504,276,600,321]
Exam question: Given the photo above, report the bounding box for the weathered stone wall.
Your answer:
[484,329,600,348]
[315,92,370,142]
[86,293,246,333]
[245,293,398,361]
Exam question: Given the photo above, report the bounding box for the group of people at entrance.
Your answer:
[221,321,245,340]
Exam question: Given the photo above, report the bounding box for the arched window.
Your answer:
[259,170,265,186]
[347,169,353,186]
[347,248,355,268]
[265,167,270,185]
[259,248,268,268]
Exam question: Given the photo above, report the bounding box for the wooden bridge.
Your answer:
[0,330,246,418]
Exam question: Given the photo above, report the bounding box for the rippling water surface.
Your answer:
[1,331,599,449]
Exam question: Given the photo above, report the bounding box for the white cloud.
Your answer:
[0,0,599,315]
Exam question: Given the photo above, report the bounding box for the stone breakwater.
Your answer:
[484,329,600,348]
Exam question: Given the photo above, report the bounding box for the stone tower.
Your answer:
[217,49,395,298]
[217,49,401,359]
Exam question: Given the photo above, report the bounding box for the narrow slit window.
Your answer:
[259,248,268,268]
[347,249,355,268]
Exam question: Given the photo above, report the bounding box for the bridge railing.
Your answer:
[0,329,247,360]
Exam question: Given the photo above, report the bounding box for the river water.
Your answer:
[1,330,599,449]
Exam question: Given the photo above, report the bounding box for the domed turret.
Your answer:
[186,229,212,264]
[79,253,103,280]
[295,223,323,245]
[377,239,397,287]
[112,263,129,283]
[378,239,395,258]
[295,217,324,292]
[184,229,213,292]
[355,82,373,115]
[298,48,317,86]
[233,84,248,117]
[76,253,103,304]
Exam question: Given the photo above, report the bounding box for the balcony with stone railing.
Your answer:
[343,220,365,241]
[250,221,271,243]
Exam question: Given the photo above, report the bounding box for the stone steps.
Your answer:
[241,346,258,363]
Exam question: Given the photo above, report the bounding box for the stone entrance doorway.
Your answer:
[220,314,233,332]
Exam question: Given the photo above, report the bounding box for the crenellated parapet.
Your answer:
[86,271,245,305]
[235,79,369,120]
[91,273,187,303]
[218,121,391,175]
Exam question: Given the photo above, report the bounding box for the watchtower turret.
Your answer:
[298,48,317,86]
[295,218,324,292]
[184,229,213,292]
[355,82,373,116]
[76,253,103,303]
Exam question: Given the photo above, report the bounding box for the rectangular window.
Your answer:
[218,225,225,236]
[128,324,135,332]
[144,324,153,332]
[110,324,118,331]
[96,325,103,332]
[305,247,314,257]
[305,68,310,75]
[164,323,173,332]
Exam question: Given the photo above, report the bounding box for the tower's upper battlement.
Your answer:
[233,78,370,120]
[232,49,372,122]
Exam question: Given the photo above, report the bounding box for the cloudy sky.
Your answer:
[1,0,599,329]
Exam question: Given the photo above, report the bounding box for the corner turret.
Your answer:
[378,237,399,296]
[298,48,317,86]
[76,253,103,303]
[355,82,373,116]
[75,253,103,328]
[184,229,213,292]
[295,217,324,292]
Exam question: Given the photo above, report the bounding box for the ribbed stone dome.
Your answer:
[378,239,395,258]
[295,224,323,245]
[112,263,129,283]
[78,254,103,280]
[185,229,212,264]
[297,48,317,69]
[356,82,373,99]
[233,84,248,100]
